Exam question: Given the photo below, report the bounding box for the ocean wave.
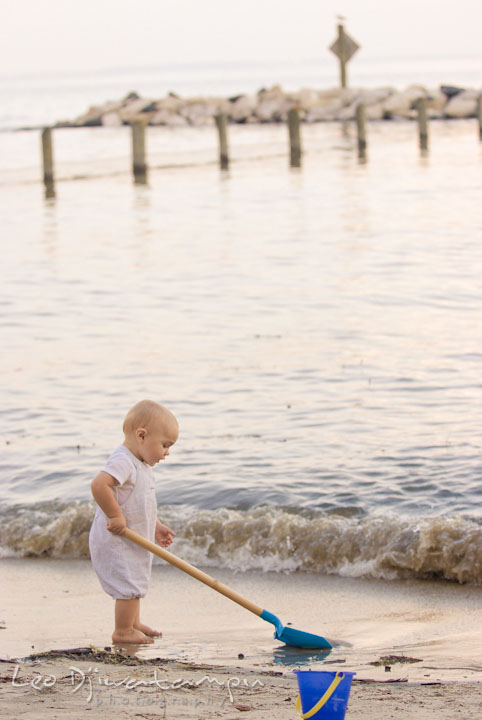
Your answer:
[0,502,480,585]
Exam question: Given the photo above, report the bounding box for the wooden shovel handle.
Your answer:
[123,527,263,617]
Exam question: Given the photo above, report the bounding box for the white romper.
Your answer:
[89,445,157,600]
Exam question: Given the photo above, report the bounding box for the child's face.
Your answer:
[137,419,178,466]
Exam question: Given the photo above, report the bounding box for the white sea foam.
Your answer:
[0,502,480,585]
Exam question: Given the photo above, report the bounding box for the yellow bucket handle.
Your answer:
[296,672,345,719]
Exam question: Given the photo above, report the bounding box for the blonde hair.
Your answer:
[122,400,177,435]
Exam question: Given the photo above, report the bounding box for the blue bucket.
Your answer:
[294,670,355,720]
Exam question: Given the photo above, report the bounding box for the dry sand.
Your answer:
[1,650,481,719]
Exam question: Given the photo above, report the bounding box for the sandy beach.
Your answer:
[3,3,482,719]
[1,558,481,718]
[2,652,482,719]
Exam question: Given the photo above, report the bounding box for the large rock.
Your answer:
[328,87,395,121]
[228,94,257,122]
[382,85,427,119]
[256,97,293,121]
[255,85,293,121]
[335,88,391,120]
[304,88,353,121]
[426,88,447,117]
[358,86,394,104]
[179,99,226,126]
[119,98,156,123]
[444,90,479,118]
[294,87,323,111]
[337,102,358,121]
[73,99,123,126]
[150,109,188,126]
[101,111,122,127]
[155,95,185,113]
[363,102,386,121]
[257,84,285,100]
[440,85,465,99]
[358,89,394,120]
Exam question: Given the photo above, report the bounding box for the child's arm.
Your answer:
[91,471,126,534]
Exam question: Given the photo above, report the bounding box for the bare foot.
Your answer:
[112,628,154,644]
[134,622,162,638]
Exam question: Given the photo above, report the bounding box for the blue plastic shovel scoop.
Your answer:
[260,610,332,649]
[124,528,332,649]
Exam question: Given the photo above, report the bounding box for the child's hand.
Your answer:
[155,521,176,547]
[107,514,127,534]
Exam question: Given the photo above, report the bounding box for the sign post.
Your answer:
[329,22,360,89]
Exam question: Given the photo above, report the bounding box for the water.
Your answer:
[0,60,481,586]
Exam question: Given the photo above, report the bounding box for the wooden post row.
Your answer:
[42,97,482,188]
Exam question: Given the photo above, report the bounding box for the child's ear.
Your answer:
[136,428,147,442]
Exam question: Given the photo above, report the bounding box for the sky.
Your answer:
[1,0,481,76]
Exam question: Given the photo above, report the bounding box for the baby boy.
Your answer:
[89,399,178,644]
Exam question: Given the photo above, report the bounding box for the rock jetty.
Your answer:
[57,85,482,128]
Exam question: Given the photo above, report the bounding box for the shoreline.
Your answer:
[2,558,481,675]
[9,112,479,134]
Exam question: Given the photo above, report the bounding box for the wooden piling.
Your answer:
[477,95,482,141]
[337,24,347,89]
[215,113,229,170]
[41,127,54,187]
[131,121,147,182]
[355,103,367,158]
[288,108,302,168]
[416,97,429,152]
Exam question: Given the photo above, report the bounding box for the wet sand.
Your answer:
[1,558,481,718]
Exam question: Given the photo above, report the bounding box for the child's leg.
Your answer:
[113,598,154,644]
[133,602,162,638]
